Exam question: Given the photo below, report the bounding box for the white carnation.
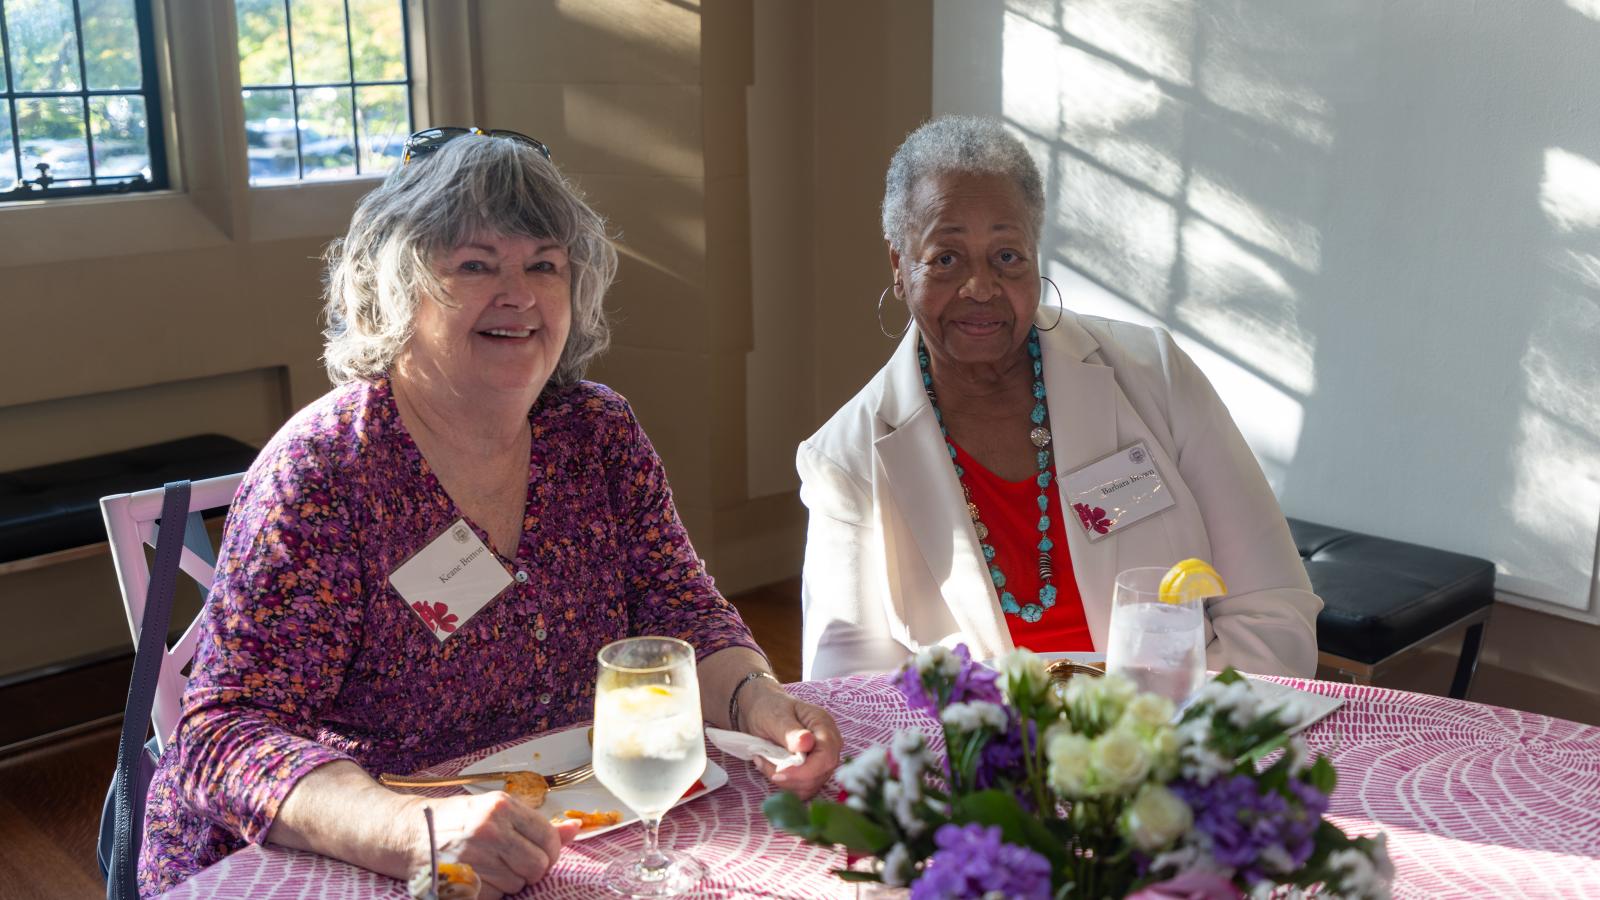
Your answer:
[882,842,915,887]
[914,645,962,678]
[837,745,889,796]
[997,648,1049,698]
[1121,783,1193,852]
[891,729,934,785]
[941,700,1008,733]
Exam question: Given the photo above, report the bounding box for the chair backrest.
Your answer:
[100,473,243,753]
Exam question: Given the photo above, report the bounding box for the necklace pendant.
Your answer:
[1030,426,1052,448]
[967,501,981,522]
[974,520,989,541]
[1038,552,1053,580]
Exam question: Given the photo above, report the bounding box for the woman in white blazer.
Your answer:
[797,116,1320,681]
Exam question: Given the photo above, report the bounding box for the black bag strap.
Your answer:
[107,480,191,900]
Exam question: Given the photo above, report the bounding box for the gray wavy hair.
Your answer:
[881,115,1046,253]
[321,135,617,386]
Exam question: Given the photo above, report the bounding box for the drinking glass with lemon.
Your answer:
[1105,559,1227,705]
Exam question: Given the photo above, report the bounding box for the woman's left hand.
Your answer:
[738,681,843,800]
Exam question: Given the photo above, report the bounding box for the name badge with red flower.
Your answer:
[1059,441,1175,542]
[388,518,514,641]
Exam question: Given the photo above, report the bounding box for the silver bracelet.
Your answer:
[728,670,779,732]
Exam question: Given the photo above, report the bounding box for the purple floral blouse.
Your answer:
[138,376,760,896]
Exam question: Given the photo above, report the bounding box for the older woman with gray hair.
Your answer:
[138,131,840,898]
[797,116,1320,681]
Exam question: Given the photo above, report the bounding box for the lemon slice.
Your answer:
[1158,558,1227,605]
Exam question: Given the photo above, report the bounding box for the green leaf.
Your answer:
[763,791,820,840]
[1242,731,1290,765]
[816,804,893,853]
[953,790,1069,868]
[1214,667,1245,685]
[1307,756,1337,795]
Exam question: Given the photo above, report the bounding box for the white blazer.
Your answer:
[796,311,1321,680]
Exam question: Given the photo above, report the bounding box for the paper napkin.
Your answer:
[704,726,806,771]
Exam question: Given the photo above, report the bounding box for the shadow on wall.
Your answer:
[972,0,1600,611]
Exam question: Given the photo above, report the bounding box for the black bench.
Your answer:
[0,434,258,575]
[1289,518,1494,699]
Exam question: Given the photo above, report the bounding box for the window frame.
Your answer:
[0,0,171,203]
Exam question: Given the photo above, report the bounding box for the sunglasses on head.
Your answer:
[402,127,552,164]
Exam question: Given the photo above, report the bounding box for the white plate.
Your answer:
[458,727,728,841]
[1242,676,1345,736]
[980,650,1107,669]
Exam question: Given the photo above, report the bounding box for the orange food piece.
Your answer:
[502,771,549,808]
[559,809,623,829]
[436,862,479,886]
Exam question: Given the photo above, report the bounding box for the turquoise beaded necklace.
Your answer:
[919,327,1058,623]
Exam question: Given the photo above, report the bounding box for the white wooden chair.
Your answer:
[99,473,243,752]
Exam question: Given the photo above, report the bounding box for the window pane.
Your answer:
[17,96,88,180]
[89,94,147,177]
[348,0,404,82]
[288,0,351,85]
[235,0,291,86]
[6,0,83,92]
[2,104,16,185]
[242,87,297,183]
[297,85,354,179]
[79,0,141,90]
[356,83,404,174]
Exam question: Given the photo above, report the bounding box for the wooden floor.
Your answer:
[0,578,803,900]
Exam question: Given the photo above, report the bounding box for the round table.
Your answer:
[159,675,1600,898]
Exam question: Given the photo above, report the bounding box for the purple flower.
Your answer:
[897,644,1002,717]
[1170,774,1329,885]
[909,823,1052,900]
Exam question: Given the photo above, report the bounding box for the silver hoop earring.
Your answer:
[877,284,909,339]
[1037,276,1066,331]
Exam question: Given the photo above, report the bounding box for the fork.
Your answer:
[379,761,594,790]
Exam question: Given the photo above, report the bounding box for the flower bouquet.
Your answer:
[764,646,1391,899]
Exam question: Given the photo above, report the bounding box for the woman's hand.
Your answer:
[737,680,843,799]
[395,791,582,900]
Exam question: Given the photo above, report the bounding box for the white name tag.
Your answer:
[388,518,514,641]
[1060,442,1175,542]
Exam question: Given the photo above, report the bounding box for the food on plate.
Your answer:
[557,809,624,830]
[501,771,549,807]
[407,860,481,900]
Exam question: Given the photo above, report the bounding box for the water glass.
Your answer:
[593,636,707,897]
[1104,567,1207,705]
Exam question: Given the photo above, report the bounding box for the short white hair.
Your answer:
[881,115,1045,253]
[321,135,617,386]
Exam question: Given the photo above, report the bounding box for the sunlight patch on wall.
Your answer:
[1042,153,1178,315]
[1050,263,1304,489]
[1195,4,1335,149]
[1504,404,1600,609]
[1187,170,1321,273]
[1003,10,1183,196]
[1566,0,1600,23]
[1541,148,1600,293]
[1052,0,1197,87]
[1173,218,1317,396]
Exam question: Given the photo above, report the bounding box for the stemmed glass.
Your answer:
[1104,567,1207,705]
[592,636,707,897]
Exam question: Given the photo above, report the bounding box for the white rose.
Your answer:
[998,648,1049,699]
[1046,728,1094,795]
[1122,783,1193,852]
[1126,692,1176,730]
[1092,728,1152,791]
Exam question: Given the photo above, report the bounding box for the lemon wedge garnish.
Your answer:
[1158,558,1227,605]
[646,685,673,696]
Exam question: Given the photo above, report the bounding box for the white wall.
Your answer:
[934,0,1600,619]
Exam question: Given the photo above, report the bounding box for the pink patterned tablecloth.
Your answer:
[162,675,1600,899]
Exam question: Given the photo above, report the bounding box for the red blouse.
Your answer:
[951,441,1094,652]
